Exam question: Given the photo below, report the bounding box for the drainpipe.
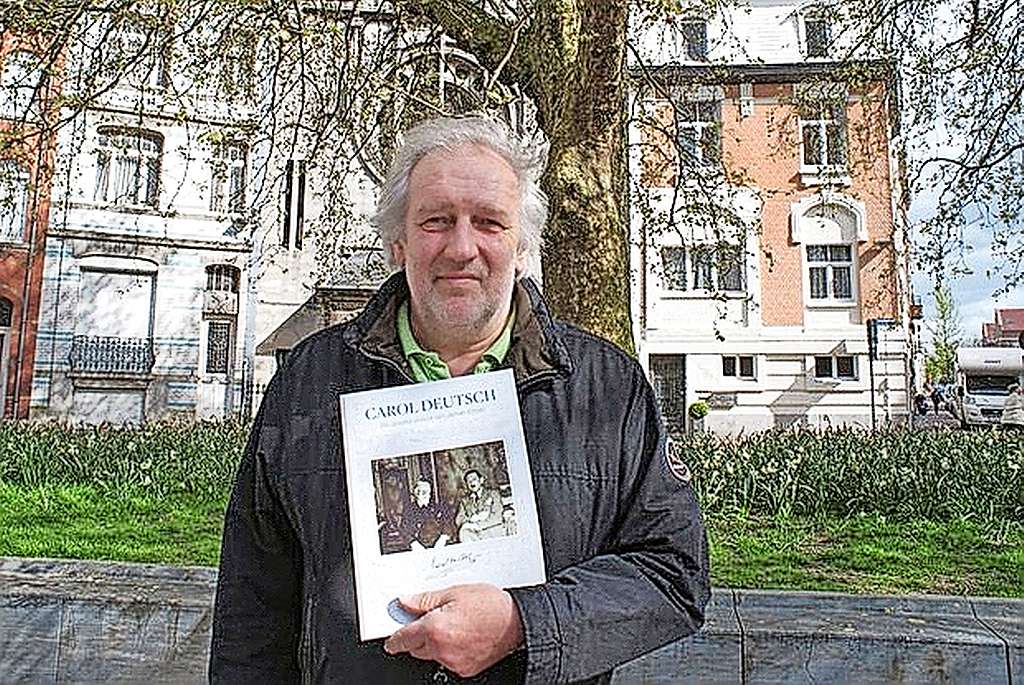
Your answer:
[12,119,49,419]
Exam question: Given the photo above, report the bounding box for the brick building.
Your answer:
[0,33,58,419]
[629,1,913,433]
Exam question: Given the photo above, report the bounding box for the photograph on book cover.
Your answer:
[339,369,545,640]
[373,440,519,556]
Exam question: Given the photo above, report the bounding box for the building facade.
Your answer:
[629,1,913,433]
[0,32,59,419]
[30,14,254,423]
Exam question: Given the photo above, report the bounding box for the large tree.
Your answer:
[3,0,1020,353]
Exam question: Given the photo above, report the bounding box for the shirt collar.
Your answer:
[397,300,516,383]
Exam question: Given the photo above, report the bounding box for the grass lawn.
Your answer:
[0,484,227,566]
[1,483,1021,598]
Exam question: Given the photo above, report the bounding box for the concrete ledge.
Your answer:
[1,557,1021,683]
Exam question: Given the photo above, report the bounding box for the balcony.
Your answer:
[69,335,156,376]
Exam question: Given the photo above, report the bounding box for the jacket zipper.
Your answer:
[301,596,315,685]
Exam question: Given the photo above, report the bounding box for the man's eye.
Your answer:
[421,217,452,231]
[475,217,506,231]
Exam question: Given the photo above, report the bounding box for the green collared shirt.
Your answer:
[397,301,516,382]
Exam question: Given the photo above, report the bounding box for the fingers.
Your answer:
[398,588,451,614]
[384,620,428,656]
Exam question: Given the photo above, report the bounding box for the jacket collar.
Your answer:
[343,271,573,383]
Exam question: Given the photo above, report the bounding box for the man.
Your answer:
[454,469,504,542]
[402,479,452,550]
[211,115,709,683]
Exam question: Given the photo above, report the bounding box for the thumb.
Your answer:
[399,589,451,614]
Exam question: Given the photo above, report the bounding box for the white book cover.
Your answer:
[338,369,546,641]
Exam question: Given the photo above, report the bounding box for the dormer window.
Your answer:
[805,16,831,58]
[681,20,708,61]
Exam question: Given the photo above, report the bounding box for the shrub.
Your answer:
[0,420,248,498]
[674,427,1024,524]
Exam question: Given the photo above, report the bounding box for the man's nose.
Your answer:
[443,215,479,262]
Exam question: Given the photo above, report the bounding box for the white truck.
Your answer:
[954,347,1024,428]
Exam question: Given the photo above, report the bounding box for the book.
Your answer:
[338,368,546,640]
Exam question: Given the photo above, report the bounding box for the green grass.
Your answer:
[709,514,1024,598]
[0,483,227,566]
[2,483,1021,598]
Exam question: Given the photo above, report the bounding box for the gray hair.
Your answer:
[372,114,549,276]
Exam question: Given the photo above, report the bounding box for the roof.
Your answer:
[996,308,1024,331]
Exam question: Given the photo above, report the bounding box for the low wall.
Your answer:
[1,557,1020,683]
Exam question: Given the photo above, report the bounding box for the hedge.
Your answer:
[1,421,1021,523]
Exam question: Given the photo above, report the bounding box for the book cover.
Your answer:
[338,369,546,640]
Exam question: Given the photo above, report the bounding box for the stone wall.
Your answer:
[1,557,1020,683]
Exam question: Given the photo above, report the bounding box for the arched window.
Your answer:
[791,196,866,306]
[93,127,163,209]
[0,50,44,120]
[206,264,240,293]
[0,297,12,327]
[0,161,29,243]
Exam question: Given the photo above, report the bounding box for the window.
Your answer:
[814,354,857,380]
[220,31,256,99]
[800,105,846,168]
[210,141,247,213]
[722,355,755,379]
[206,264,239,293]
[1,50,44,120]
[0,297,12,327]
[0,161,29,242]
[691,244,744,292]
[805,17,831,58]
[681,21,707,61]
[650,354,686,432]
[110,18,171,90]
[675,100,719,166]
[94,128,163,209]
[807,244,854,301]
[660,246,688,290]
[206,321,231,374]
[282,159,306,249]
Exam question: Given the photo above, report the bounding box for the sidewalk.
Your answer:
[1,557,1021,683]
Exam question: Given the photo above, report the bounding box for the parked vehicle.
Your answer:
[954,347,1024,428]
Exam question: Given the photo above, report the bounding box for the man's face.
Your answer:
[465,472,483,494]
[392,144,525,338]
[414,481,431,505]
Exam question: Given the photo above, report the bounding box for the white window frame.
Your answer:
[805,243,856,305]
[93,127,163,210]
[658,242,746,295]
[680,20,708,62]
[202,319,234,377]
[0,161,29,243]
[675,99,720,168]
[109,18,171,91]
[812,354,858,381]
[0,50,44,121]
[802,15,831,58]
[722,355,756,380]
[210,141,247,214]
[799,103,848,186]
[690,243,745,293]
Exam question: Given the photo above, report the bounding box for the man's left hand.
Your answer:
[383,583,523,677]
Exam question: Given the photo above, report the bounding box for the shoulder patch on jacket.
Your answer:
[664,437,692,483]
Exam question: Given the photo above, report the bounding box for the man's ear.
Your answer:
[514,245,527,277]
[391,241,406,268]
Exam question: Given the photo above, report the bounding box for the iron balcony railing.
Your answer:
[69,335,156,375]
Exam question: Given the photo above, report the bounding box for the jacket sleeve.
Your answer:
[509,365,710,684]
[209,375,304,682]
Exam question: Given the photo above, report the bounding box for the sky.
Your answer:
[902,0,1023,348]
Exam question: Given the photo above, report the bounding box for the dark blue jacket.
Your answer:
[210,273,710,684]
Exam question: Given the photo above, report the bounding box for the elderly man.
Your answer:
[211,115,709,684]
